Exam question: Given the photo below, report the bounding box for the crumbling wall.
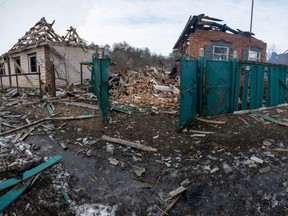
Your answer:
[50,45,94,87]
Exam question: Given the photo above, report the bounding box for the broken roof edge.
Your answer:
[173,14,255,49]
[4,17,89,55]
[0,42,93,59]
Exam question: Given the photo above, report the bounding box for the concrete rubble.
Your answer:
[109,67,179,110]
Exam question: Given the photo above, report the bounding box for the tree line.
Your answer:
[100,41,177,72]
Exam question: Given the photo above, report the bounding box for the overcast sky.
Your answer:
[0,0,287,56]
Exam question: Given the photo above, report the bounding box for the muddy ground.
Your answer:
[1,92,288,216]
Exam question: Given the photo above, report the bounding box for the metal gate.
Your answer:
[178,59,198,130]
[203,60,232,115]
[178,53,288,129]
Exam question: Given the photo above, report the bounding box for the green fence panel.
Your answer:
[92,56,110,123]
[232,60,241,112]
[268,67,278,107]
[230,57,238,112]
[198,54,204,115]
[279,67,287,104]
[178,56,288,128]
[241,67,250,110]
[256,66,265,108]
[249,65,264,109]
[204,60,231,116]
[178,59,198,130]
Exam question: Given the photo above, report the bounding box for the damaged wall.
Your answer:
[174,14,267,62]
[0,45,93,89]
[0,47,46,88]
[0,17,95,90]
[187,29,267,62]
[48,45,93,87]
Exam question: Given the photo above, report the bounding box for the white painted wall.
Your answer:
[50,45,94,87]
[0,45,94,88]
[0,47,46,88]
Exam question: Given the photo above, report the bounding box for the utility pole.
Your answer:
[248,0,254,60]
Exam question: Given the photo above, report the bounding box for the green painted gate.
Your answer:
[178,59,198,130]
[179,53,288,129]
[80,53,110,124]
[203,60,232,116]
[266,66,287,107]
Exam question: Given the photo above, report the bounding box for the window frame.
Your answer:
[28,53,37,73]
[248,50,261,62]
[0,63,5,75]
[213,45,229,61]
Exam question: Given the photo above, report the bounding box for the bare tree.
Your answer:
[267,44,279,61]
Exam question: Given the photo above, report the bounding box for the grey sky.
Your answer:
[0,0,287,56]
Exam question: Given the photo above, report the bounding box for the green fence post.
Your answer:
[270,67,277,106]
[256,66,264,108]
[250,65,258,109]
[178,59,197,131]
[231,51,237,112]
[199,48,204,115]
[92,52,110,123]
[241,65,250,110]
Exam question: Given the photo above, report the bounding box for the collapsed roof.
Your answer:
[8,17,87,54]
[173,14,255,49]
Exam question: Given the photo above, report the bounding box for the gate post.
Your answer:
[198,48,204,115]
[231,51,238,112]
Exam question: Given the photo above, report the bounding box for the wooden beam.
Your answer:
[101,135,157,153]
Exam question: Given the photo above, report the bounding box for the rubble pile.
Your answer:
[0,137,42,178]
[109,66,179,110]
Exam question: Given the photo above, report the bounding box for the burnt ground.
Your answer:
[1,93,288,215]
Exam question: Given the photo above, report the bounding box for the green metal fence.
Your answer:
[80,53,110,124]
[178,59,198,131]
[179,53,288,129]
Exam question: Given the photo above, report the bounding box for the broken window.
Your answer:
[213,46,229,60]
[249,51,261,61]
[28,53,37,73]
[14,57,21,73]
[0,63,5,75]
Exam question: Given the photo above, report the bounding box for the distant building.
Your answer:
[0,17,94,89]
[173,14,267,62]
[268,51,288,65]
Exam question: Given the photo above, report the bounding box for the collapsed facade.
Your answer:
[174,14,267,62]
[0,17,94,90]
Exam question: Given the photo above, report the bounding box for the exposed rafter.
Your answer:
[62,26,87,46]
[173,14,255,49]
[9,17,63,52]
[8,17,87,54]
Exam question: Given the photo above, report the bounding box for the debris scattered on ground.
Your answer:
[101,135,157,152]
[195,117,226,124]
[1,87,288,215]
[109,68,179,110]
[131,165,145,177]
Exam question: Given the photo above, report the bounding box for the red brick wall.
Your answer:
[187,29,267,62]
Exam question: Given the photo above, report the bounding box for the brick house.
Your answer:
[0,17,94,90]
[173,14,267,62]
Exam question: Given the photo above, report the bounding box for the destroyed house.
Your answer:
[173,14,267,62]
[0,17,94,89]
